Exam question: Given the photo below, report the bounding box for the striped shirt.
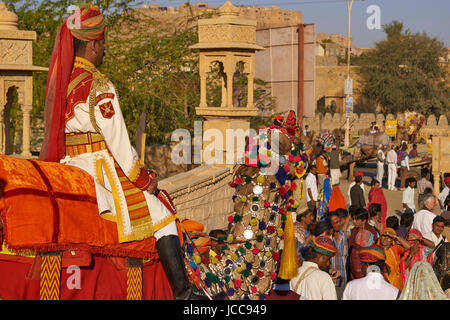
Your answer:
[330,230,349,287]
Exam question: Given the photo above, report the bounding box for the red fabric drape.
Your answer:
[39,21,74,162]
[0,254,173,300]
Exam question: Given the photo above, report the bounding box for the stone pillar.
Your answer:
[21,105,32,156]
[221,77,227,107]
[226,70,234,109]
[247,74,254,109]
[200,73,207,108]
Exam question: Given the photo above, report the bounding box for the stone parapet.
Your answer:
[159,164,236,231]
[303,113,450,138]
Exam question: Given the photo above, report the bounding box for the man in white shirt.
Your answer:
[424,216,448,260]
[402,177,416,213]
[305,165,318,220]
[343,245,399,300]
[438,177,450,211]
[376,145,385,187]
[290,236,338,300]
[386,145,398,190]
[413,194,438,235]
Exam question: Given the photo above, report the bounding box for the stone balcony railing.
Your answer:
[158,164,236,232]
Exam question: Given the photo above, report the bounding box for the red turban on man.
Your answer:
[39,4,106,162]
[359,245,386,263]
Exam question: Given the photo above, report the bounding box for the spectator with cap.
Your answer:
[290,236,338,300]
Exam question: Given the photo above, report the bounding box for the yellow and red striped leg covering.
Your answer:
[126,258,143,300]
[39,253,62,300]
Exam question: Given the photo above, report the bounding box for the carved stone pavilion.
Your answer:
[190,1,264,164]
[0,2,47,156]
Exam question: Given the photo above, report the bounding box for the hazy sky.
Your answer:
[143,0,450,48]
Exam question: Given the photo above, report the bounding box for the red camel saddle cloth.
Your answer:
[0,155,157,259]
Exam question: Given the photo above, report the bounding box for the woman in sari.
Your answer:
[378,227,410,291]
[399,229,435,285]
[399,261,448,300]
[367,179,387,228]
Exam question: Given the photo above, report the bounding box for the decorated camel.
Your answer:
[181,111,310,300]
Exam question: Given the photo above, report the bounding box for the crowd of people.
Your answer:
[283,139,450,300]
[182,136,450,300]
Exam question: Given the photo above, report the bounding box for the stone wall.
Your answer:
[315,65,362,114]
[139,3,302,29]
[158,164,235,232]
[144,143,199,179]
[303,113,450,138]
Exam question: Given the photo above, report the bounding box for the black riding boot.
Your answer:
[156,234,208,300]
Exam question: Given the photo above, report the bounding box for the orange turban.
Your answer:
[68,4,106,41]
[181,219,204,233]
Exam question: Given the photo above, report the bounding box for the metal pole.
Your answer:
[344,0,354,148]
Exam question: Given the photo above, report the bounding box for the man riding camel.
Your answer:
[39,4,203,300]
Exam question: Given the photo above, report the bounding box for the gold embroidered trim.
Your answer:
[65,132,104,146]
[67,72,91,98]
[127,160,142,183]
[97,156,136,243]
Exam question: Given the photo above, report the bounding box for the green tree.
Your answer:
[4,1,275,146]
[354,20,450,116]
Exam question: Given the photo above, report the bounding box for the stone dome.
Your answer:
[218,1,239,18]
[0,2,19,30]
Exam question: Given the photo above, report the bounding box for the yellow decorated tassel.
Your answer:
[278,213,298,280]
